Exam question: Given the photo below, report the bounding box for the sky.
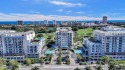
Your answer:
[0,0,125,21]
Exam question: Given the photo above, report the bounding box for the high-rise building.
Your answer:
[38,21,41,25]
[17,20,23,25]
[32,21,34,25]
[61,21,64,24]
[55,27,74,56]
[0,30,45,61]
[53,20,56,24]
[55,27,74,49]
[103,16,107,24]
[44,20,48,26]
[83,26,125,61]
[53,20,56,26]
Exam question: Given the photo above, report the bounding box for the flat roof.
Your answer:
[45,50,55,54]
[31,38,43,43]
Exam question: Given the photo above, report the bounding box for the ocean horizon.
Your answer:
[0,20,125,24]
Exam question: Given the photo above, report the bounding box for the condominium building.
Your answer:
[44,20,48,26]
[83,26,125,61]
[17,20,23,25]
[53,20,56,25]
[55,27,73,49]
[103,16,107,24]
[0,30,45,61]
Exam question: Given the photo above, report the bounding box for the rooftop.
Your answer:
[0,30,34,36]
[94,26,125,36]
[56,27,72,31]
[31,38,43,43]
[88,38,101,43]
[101,26,125,31]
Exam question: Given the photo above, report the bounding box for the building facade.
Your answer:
[44,20,48,26]
[103,16,107,24]
[83,26,125,61]
[55,27,73,49]
[17,20,23,25]
[0,30,45,61]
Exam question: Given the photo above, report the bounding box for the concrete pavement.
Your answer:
[18,64,109,70]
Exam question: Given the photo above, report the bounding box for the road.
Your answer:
[18,65,109,70]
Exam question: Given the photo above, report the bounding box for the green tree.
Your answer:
[30,58,36,64]
[39,57,45,64]
[77,54,83,62]
[8,60,19,70]
[57,56,62,64]
[11,65,19,70]
[66,60,70,65]
[36,34,43,37]
[100,56,111,64]
[72,27,79,31]
[96,59,101,65]
[108,60,118,70]
[66,57,70,65]
[0,58,6,67]
[96,65,103,70]
[24,58,31,66]
[11,26,17,30]
[84,66,91,70]
[31,66,39,70]
[24,28,30,32]
[74,67,81,70]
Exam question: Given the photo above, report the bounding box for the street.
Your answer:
[18,65,109,70]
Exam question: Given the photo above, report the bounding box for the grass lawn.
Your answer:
[40,28,94,42]
[0,68,5,70]
[41,32,55,41]
[116,60,125,64]
[120,65,125,70]
[76,28,93,36]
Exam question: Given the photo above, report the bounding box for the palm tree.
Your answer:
[31,66,39,70]
[24,58,31,66]
[96,65,103,70]
[96,59,101,65]
[108,61,117,70]
[84,66,91,70]
[74,67,80,70]
[100,56,111,64]
[0,58,6,67]
[11,65,19,70]
[8,60,19,70]
[77,54,82,62]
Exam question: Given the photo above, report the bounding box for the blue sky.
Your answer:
[0,0,125,21]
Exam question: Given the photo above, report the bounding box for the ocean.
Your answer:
[0,20,125,24]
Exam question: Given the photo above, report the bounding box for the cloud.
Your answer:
[49,1,85,7]
[29,11,41,14]
[76,12,85,14]
[57,9,63,12]
[0,12,125,21]
[66,11,72,13]
[66,11,72,14]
